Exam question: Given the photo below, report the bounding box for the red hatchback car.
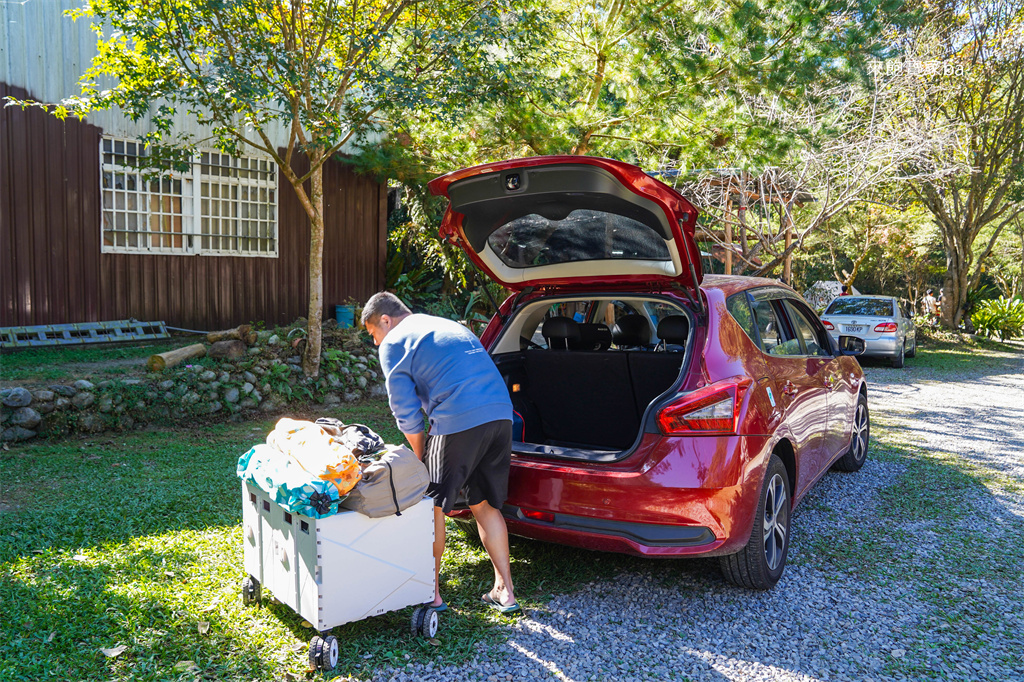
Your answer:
[428,156,869,589]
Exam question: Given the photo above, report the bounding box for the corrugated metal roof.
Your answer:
[1,0,372,155]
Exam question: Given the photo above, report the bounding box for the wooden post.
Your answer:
[724,192,733,276]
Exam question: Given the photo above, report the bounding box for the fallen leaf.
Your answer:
[46,632,55,643]
[100,644,128,658]
[291,642,306,653]
[197,621,210,635]
[283,673,299,682]
[164,571,175,578]
[173,610,187,619]
[173,660,198,672]
[300,620,313,629]
[428,638,441,646]
[200,598,221,613]
[72,554,87,562]
[32,549,43,554]
[2,443,9,451]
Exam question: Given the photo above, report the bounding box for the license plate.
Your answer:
[844,325,865,333]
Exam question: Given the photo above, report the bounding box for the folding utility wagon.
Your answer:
[241,482,439,671]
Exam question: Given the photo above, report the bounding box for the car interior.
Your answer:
[489,296,694,458]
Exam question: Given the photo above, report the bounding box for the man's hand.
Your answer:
[405,431,426,461]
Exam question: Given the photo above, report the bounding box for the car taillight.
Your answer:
[657,378,751,436]
[822,320,834,330]
[521,509,554,523]
[874,322,898,332]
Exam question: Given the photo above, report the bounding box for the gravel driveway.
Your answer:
[376,345,1024,682]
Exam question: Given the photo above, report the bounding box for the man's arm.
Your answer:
[405,431,426,461]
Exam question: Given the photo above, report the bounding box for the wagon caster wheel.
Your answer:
[309,634,339,671]
[241,576,261,606]
[410,605,440,638]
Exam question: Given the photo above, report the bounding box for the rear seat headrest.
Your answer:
[611,314,651,347]
[657,315,690,345]
[573,323,612,351]
[542,316,581,350]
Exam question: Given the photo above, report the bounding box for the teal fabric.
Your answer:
[237,444,347,518]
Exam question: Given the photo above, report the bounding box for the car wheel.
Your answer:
[719,454,790,590]
[835,392,869,472]
[891,341,905,368]
[906,334,917,358]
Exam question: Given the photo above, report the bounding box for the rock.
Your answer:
[72,392,95,409]
[239,398,257,410]
[268,334,281,346]
[121,379,142,386]
[79,414,105,433]
[112,393,123,405]
[257,330,272,343]
[120,416,135,430]
[1,408,10,425]
[49,384,77,397]
[199,370,217,382]
[205,390,218,402]
[221,364,236,371]
[369,384,386,398]
[367,370,378,380]
[241,382,254,395]
[243,371,257,384]
[183,391,201,405]
[224,388,240,404]
[247,346,261,355]
[98,397,114,413]
[0,389,10,400]
[158,380,175,391]
[251,390,262,403]
[11,407,41,429]
[340,366,351,375]
[163,391,176,402]
[114,404,125,415]
[327,373,342,389]
[344,391,361,402]
[357,376,368,389]
[1,426,36,442]
[207,401,223,414]
[145,391,158,401]
[289,364,303,374]
[30,390,55,403]
[217,371,232,383]
[2,387,33,408]
[259,399,281,413]
[73,379,95,391]
[209,381,222,391]
[54,397,70,410]
[98,380,112,390]
[324,394,342,407]
[34,401,55,415]
[355,363,368,372]
[287,355,301,364]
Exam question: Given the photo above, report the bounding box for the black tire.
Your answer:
[835,392,870,472]
[452,517,483,547]
[719,454,791,590]
[905,333,917,358]
[241,576,260,606]
[309,635,339,671]
[411,605,439,638]
[891,341,905,368]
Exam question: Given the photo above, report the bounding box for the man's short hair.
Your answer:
[926,288,934,294]
[361,291,411,325]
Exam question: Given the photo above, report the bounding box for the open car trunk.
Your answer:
[491,343,691,463]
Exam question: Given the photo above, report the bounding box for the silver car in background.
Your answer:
[820,295,916,367]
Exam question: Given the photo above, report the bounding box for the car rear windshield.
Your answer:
[825,298,894,316]
[487,209,670,268]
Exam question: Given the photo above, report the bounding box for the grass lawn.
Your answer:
[1,399,650,681]
[0,342,187,383]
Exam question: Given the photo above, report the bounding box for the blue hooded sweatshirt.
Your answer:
[378,314,512,436]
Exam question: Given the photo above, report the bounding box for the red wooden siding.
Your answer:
[1,82,387,331]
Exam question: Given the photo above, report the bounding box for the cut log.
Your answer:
[148,344,207,372]
[207,324,251,344]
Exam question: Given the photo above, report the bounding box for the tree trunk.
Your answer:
[302,155,325,378]
[942,242,971,330]
[147,343,206,372]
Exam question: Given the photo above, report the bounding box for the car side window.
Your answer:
[749,298,791,355]
[782,300,832,357]
[726,294,760,345]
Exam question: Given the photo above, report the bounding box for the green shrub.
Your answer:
[971,296,1024,340]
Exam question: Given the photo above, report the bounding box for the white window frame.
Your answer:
[100,136,279,258]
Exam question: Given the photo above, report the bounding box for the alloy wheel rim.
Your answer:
[762,473,788,571]
[851,403,868,462]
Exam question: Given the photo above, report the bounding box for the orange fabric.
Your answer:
[267,418,362,497]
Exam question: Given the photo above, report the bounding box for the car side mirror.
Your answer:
[838,335,866,356]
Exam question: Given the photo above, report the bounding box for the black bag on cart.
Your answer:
[340,446,430,518]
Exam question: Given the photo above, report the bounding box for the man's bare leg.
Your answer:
[431,505,446,607]
[469,500,516,606]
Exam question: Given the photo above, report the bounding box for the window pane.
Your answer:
[784,301,830,357]
[750,299,786,354]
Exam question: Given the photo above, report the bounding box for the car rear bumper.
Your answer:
[828,333,900,356]
[476,434,772,558]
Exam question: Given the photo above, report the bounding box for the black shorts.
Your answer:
[424,420,512,514]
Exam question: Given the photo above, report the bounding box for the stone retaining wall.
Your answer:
[1,332,384,443]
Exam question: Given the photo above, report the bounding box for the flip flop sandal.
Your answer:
[481,592,521,615]
[429,601,448,613]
